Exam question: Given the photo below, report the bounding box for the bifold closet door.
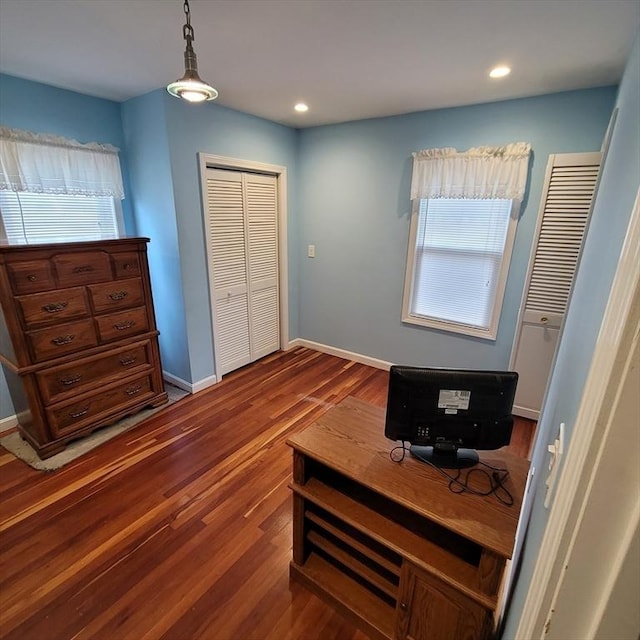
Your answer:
[205,168,279,377]
[510,152,601,419]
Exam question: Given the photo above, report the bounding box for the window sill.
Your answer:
[402,313,497,341]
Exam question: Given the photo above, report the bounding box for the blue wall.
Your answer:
[503,31,640,637]
[164,95,300,385]
[297,87,617,368]
[122,91,299,386]
[120,91,190,382]
[0,74,134,419]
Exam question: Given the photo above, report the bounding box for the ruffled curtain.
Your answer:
[0,127,124,199]
[410,142,531,201]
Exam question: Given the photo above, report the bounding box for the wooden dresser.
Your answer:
[0,238,168,458]
[287,398,529,640]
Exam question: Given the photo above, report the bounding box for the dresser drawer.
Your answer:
[47,373,154,437]
[53,251,112,286]
[27,319,98,362]
[95,307,149,343]
[6,260,56,294]
[16,287,89,329]
[88,278,144,313]
[37,341,153,404]
[113,252,141,279]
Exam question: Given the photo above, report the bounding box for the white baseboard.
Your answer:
[288,339,392,371]
[0,413,18,436]
[162,371,218,394]
[513,405,540,421]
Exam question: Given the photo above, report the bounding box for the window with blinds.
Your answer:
[0,191,122,244]
[402,198,517,339]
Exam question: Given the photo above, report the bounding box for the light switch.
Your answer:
[544,422,565,508]
[308,244,316,258]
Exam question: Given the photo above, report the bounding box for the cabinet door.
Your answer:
[396,563,490,640]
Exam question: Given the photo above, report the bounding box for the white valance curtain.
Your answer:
[0,127,125,199]
[410,142,531,201]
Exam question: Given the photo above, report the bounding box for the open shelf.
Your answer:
[291,477,495,609]
[287,397,528,640]
[291,552,396,640]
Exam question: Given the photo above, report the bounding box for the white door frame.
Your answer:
[514,187,640,638]
[198,153,290,377]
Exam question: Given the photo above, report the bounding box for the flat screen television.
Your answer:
[384,365,518,468]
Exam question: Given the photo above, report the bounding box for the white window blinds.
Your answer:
[410,198,513,331]
[0,191,121,244]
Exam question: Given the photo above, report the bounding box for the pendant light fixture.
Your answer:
[167,0,218,103]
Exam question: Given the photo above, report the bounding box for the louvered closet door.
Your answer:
[511,152,601,419]
[245,173,280,360]
[205,168,280,377]
[205,170,251,376]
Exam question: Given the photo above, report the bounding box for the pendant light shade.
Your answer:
[167,0,218,103]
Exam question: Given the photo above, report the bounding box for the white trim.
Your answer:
[0,413,18,435]
[401,198,519,341]
[514,186,640,639]
[198,153,289,377]
[162,371,217,394]
[511,404,539,421]
[288,338,392,371]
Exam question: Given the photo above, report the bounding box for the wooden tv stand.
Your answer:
[287,397,529,640]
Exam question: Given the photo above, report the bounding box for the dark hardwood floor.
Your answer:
[0,347,534,639]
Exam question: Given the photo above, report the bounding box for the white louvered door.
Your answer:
[510,152,601,419]
[205,169,279,377]
[245,174,280,361]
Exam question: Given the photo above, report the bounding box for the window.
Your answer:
[405,142,531,340]
[0,191,123,244]
[0,126,125,245]
[402,197,518,340]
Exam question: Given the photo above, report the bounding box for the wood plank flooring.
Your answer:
[0,347,534,640]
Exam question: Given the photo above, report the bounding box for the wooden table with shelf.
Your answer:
[287,397,529,640]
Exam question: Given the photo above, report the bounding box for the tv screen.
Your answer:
[384,366,518,468]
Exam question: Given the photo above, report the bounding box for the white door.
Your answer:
[245,174,280,361]
[511,152,601,419]
[204,169,280,377]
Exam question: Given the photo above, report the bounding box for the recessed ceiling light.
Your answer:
[294,102,309,113]
[489,66,511,79]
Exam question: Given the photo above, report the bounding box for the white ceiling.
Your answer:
[0,0,638,128]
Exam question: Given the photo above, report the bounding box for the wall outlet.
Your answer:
[307,244,316,258]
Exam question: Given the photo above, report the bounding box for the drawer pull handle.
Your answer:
[61,374,81,386]
[114,320,135,331]
[69,406,89,419]
[27,275,37,282]
[125,384,142,396]
[42,302,68,313]
[123,262,137,271]
[109,291,128,301]
[119,356,137,366]
[73,265,94,273]
[51,334,75,346]
[399,602,408,611]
